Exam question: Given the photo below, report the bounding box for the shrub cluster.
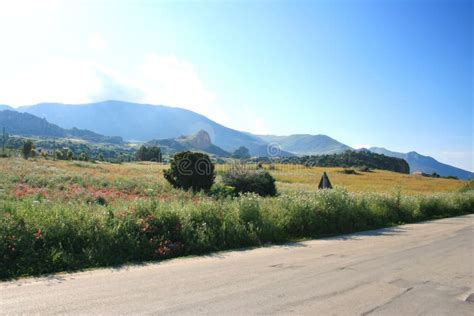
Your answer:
[1,189,472,279]
[222,170,277,197]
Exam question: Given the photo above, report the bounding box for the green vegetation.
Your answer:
[136,145,162,162]
[2,136,136,162]
[164,152,216,192]
[1,187,472,280]
[0,157,471,280]
[418,172,459,180]
[222,169,277,197]
[0,110,123,144]
[272,150,410,174]
[21,140,35,159]
[1,127,8,157]
[459,179,474,193]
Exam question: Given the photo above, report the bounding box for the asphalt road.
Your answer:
[1,215,473,315]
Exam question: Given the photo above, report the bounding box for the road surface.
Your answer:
[1,215,473,315]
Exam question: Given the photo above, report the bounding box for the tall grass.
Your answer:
[1,189,473,279]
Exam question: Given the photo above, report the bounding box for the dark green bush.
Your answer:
[136,145,162,162]
[340,168,359,175]
[222,170,277,197]
[357,166,372,172]
[164,151,215,193]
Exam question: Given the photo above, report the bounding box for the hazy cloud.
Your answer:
[0,54,230,126]
[88,33,107,51]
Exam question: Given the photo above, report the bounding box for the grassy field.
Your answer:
[265,165,465,195]
[0,158,465,200]
[1,157,472,279]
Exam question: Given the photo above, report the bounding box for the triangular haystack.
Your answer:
[318,171,333,189]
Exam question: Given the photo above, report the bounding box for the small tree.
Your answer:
[66,149,74,160]
[79,152,88,161]
[232,146,251,159]
[136,145,162,162]
[54,149,63,160]
[164,151,215,193]
[1,127,8,156]
[21,140,35,159]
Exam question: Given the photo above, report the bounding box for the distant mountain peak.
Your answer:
[148,130,229,157]
[257,133,351,155]
[0,104,13,111]
[369,147,473,180]
[186,129,212,149]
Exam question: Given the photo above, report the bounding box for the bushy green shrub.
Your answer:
[164,151,215,193]
[222,170,277,197]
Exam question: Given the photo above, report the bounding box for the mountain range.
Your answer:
[368,147,474,180]
[0,110,123,144]
[1,100,472,179]
[0,105,13,111]
[16,101,278,156]
[257,134,351,155]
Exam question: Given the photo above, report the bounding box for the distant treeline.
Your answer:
[256,150,410,174]
[2,137,136,162]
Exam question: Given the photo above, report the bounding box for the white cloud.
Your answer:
[88,33,107,51]
[225,105,270,135]
[0,58,102,106]
[0,53,232,126]
[137,54,230,124]
[253,117,269,135]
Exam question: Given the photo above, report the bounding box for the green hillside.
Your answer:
[0,110,123,144]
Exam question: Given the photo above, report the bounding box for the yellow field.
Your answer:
[267,165,465,194]
[218,163,465,195]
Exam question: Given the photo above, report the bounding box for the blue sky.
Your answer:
[0,0,472,170]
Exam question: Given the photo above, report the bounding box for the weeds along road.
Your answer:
[1,215,473,315]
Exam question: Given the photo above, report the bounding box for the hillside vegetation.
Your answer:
[264,150,410,174]
[1,158,471,279]
[0,110,123,144]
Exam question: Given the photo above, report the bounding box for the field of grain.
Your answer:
[265,165,465,194]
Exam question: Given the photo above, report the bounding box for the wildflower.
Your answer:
[34,229,43,240]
